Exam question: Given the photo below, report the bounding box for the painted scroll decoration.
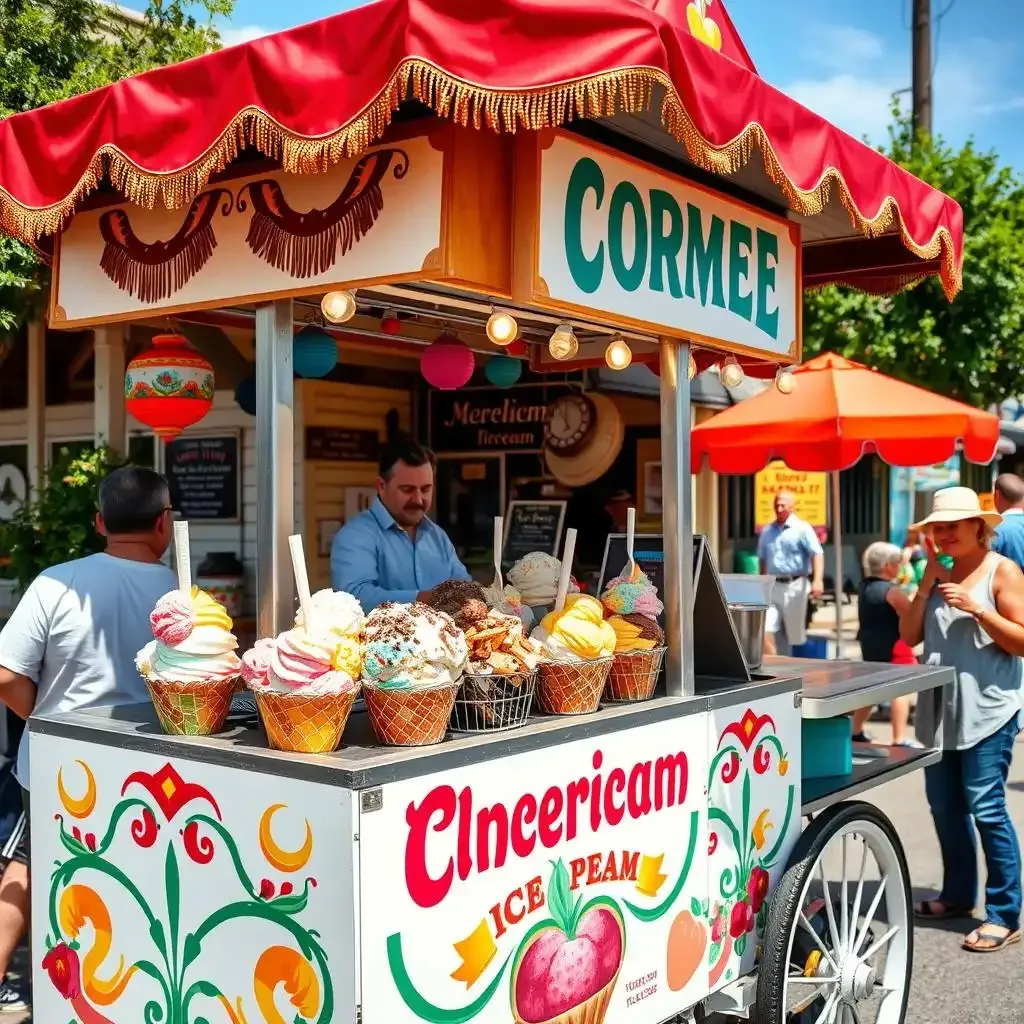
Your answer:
[98,188,234,303]
[236,147,409,279]
[44,759,332,1024]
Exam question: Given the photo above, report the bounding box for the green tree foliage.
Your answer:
[0,0,232,328]
[803,105,1024,409]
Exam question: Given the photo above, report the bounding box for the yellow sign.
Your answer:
[755,462,828,528]
[979,492,995,512]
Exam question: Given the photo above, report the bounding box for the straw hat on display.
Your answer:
[545,393,625,487]
[911,486,1003,532]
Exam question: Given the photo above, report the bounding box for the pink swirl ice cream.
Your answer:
[601,563,664,619]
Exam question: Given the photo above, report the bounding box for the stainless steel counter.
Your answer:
[763,657,955,719]
[30,675,798,790]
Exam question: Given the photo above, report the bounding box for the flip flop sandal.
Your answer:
[915,900,974,920]
[962,924,1022,953]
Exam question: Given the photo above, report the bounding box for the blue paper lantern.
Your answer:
[293,325,338,378]
[234,374,256,415]
[485,354,522,388]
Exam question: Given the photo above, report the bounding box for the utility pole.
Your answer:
[912,0,932,136]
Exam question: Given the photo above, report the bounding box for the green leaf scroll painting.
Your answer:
[42,759,332,1024]
[706,708,795,965]
[387,812,699,1024]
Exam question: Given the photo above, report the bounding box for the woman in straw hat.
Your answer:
[902,486,1024,952]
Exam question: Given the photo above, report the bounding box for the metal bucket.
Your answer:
[729,603,767,672]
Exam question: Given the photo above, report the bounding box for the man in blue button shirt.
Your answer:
[993,473,1024,571]
[331,441,471,610]
[757,491,825,655]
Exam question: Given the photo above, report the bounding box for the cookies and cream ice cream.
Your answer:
[137,587,242,684]
[360,602,468,689]
[608,612,666,653]
[531,594,616,663]
[464,610,541,675]
[508,552,579,607]
[601,563,664,620]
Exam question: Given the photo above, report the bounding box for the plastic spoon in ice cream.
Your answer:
[626,506,637,579]
[173,520,191,594]
[288,534,318,635]
[493,516,504,592]
[554,528,577,612]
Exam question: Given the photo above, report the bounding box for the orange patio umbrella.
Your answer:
[691,352,1001,656]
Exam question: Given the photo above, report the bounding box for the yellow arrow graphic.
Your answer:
[450,918,498,989]
[635,853,668,897]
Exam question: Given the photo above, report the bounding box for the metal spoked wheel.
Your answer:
[754,801,912,1024]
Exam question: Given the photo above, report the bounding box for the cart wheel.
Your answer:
[754,801,912,1024]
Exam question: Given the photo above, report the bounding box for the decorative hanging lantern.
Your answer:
[381,310,402,335]
[421,332,475,390]
[235,373,256,415]
[485,354,522,388]
[125,333,214,440]
[293,325,338,379]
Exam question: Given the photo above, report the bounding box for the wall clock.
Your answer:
[544,392,596,456]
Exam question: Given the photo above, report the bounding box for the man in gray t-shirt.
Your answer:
[0,466,176,1010]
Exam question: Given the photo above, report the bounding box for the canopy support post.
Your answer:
[831,470,843,659]
[255,299,295,639]
[660,338,694,698]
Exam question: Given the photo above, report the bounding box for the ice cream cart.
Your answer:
[0,1,966,1022]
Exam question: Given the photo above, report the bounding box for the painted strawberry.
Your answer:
[512,860,625,1024]
[747,867,770,914]
[710,910,726,944]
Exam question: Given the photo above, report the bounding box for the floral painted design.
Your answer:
[43,760,332,1024]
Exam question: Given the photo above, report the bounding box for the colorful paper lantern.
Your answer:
[421,333,475,390]
[235,373,256,415]
[485,354,522,388]
[293,325,338,378]
[124,333,214,440]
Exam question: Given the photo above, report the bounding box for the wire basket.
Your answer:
[604,647,666,703]
[536,658,613,715]
[451,670,538,732]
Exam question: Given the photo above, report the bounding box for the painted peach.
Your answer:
[665,910,707,991]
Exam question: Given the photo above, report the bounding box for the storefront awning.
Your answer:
[0,0,963,299]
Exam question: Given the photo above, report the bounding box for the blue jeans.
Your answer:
[924,715,1022,930]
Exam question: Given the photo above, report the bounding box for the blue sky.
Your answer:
[215,0,1024,170]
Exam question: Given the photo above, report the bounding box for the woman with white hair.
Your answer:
[853,540,918,745]
[902,486,1024,953]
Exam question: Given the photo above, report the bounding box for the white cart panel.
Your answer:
[705,692,802,993]
[359,712,711,1024]
[30,733,357,1024]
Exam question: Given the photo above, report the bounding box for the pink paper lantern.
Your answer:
[421,333,475,390]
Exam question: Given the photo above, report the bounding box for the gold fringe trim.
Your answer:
[0,58,962,298]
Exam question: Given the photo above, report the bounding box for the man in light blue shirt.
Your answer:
[757,491,825,654]
[331,441,470,610]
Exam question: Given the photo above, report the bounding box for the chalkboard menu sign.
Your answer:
[502,501,567,564]
[166,434,240,521]
[305,427,379,462]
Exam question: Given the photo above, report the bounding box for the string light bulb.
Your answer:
[321,289,357,324]
[549,323,579,361]
[604,335,632,370]
[720,357,745,389]
[687,352,697,380]
[775,366,797,394]
[486,310,518,346]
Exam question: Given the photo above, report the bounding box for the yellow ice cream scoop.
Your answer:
[608,615,658,653]
[538,594,617,659]
[332,635,362,678]
[191,587,234,631]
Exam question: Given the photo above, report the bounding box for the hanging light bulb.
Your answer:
[549,323,578,361]
[321,289,357,324]
[486,309,519,346]
[775,365,797,394]
[687,352,697,380]
[720,357,745,389]
[604,334,632,370]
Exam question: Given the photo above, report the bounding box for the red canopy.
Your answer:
[0,0,962,298]
[690,353,1000,473]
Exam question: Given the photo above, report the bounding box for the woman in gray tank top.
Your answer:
[901,487,1024,953]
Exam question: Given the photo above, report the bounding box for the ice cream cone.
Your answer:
[536,658,612,715]
[605,647,666,702]
[363,680,459,746]
[512,968,620,1024]
[254,688,359,753]
[146,677,237,736]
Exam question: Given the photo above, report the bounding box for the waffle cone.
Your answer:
[146,677,237,736]
[363,680,459,746]
[254,688,358,753]
[605,647,666,702]
[536,658,611,715]
[512,967,619,1024]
